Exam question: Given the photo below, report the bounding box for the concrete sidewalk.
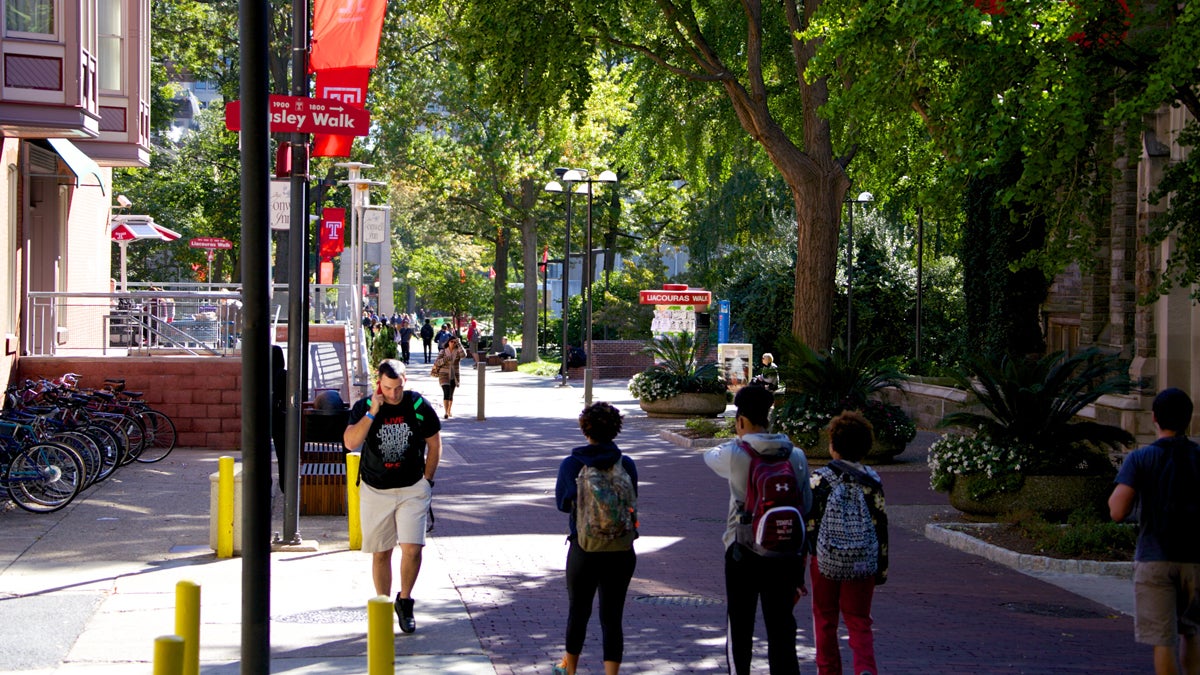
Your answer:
[0,362,1145,673]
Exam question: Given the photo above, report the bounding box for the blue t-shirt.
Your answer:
[1114,436,1200,562]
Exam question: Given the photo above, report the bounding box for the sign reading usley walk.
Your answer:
[225,95,371,136]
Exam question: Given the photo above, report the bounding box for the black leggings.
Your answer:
[441,381,456,401]
[565,539,636,662]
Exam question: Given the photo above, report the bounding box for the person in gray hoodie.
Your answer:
[704,384,812,675]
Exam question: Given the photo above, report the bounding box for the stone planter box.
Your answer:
[948,474,1114,520]
[639,393,728,419]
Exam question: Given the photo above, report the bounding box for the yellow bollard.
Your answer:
[347,452,362,551]
[216,456,235,558]
[174,580,200,675]
[367,595,395,674]
[153,635,185,675]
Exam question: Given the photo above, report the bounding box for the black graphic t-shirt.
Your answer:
[348,390,441,489]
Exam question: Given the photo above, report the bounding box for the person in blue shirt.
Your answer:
[1110,387,1200,675]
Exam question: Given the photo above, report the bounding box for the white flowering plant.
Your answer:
[628,332,725,402]
[927,433,1034,498]
[933,348,1135,496]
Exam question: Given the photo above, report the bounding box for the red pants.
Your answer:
[810,556,877,675]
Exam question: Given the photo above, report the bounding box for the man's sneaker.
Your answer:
[394,595,416,633]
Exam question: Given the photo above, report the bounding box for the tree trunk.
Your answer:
[786,164,847,352]
[518,178,540,363]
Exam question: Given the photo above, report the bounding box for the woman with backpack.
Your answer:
[553,402,638,675]
[806,409,889,675]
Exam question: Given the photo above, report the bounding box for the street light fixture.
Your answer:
[544,169,579,387]
[575,170,618,406]
[845,190,873,356]
[544,168,618,398]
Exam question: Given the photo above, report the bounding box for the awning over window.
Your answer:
[47,138,107,195]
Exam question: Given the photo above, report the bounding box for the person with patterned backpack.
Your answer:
[553,402,638,675]
[807,409,889,675]
[705,384,812,675]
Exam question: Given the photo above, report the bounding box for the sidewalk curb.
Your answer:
[658,429,726,448]
[925,522,1133,578]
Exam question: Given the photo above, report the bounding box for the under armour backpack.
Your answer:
[816,463,879,580]
[736,441,805,557]
[575,462,638,553]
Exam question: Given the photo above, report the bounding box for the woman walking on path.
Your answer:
[553,402,638,675]
[432,336,466,418]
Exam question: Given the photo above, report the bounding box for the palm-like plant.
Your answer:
[776,336,907,410]
[628,332,725,402]
[772,337,914,449]
[939,348,1135,474]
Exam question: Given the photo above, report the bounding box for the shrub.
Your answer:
[628,332,726,402]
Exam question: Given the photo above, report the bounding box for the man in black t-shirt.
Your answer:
[344,359,441,634]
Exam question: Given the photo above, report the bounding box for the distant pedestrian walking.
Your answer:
[1110,387,1200,675]
[398,320,415,364]
[431,336,466,419]
[420,319,435,363]
[807,410,888,675]
[553,402,638,675]
[704,384,811,675]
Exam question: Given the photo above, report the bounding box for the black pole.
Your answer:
[239,0,271,666]
[280,0,310,546]
[916,206,924,364]
[846,202,853,355]
[583,181,593,404]
[560,191,572,385]
[541,256,547,356]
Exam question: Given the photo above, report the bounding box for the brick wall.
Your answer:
[17,356,243,451]
[565,340,654,381]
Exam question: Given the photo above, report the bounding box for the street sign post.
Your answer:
[189,238,234,287]
[189,237,234,250]
[225,95,371,136]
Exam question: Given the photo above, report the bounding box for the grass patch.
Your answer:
[1003,509,1136,560]
[683,416,737,439]
[518,359,562,377]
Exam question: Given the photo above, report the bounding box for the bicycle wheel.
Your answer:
[134,410,177,463]
[84,424,124,479]
[48,431,102,487]
[7,443,84,513]
[93,417,134,466]
[117,414,146,462]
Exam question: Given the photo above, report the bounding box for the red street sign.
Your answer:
[639,290,712,305]
[110,224,136,241]
[189,237,233,250]
[224,95,371,136]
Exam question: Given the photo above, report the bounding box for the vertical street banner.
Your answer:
[312,68,371,158]
[310,0,387,71]
[319,207,346,260]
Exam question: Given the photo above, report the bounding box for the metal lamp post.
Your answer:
[544,168,582,387]
[577,170,618,406]
[844,191,873,356]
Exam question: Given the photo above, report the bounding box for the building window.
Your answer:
[97,0,122,91]
[5,0,55,37]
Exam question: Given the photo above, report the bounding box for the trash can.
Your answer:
[300,389,350,515]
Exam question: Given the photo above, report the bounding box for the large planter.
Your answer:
[801,429,907,464]
[639,393,728,419]
[948,474,1114,520]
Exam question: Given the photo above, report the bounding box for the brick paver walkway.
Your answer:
[420,372,1141,674]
